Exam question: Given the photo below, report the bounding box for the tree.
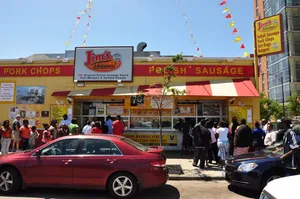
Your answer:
[144,54,186,146]
[260,92,283,120]
[287,95,300,116]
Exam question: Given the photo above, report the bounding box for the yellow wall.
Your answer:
[0,58,259,127]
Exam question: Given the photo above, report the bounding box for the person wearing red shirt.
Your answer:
[1,120,12,155]
[112,115,124,136]
[91,122,102,134]
[19,120,31,150]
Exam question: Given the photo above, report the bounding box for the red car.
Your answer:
[0,135,168,199]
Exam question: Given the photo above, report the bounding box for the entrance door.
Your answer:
[25,138,81,187]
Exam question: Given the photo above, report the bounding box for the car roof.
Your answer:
[58,134,124,141]
[263,175,300,198]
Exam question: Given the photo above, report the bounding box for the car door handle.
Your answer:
[62,159,72,165]
[107,159,117,163]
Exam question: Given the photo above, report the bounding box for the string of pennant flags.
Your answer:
[66,0,93,48]
[178,0,203,57]
[219,0,249,57]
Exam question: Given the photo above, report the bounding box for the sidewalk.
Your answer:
[165,151,225,181]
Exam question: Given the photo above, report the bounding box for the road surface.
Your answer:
[0,181,260,199]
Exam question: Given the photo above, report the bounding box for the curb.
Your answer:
[169,175,225,181]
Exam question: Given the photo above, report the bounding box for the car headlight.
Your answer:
[237,163,258,172]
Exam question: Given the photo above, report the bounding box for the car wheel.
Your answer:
[261,172,283,190]
[0,167,21,194]
[108,172,137,199]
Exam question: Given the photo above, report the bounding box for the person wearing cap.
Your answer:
[11,115,21,152]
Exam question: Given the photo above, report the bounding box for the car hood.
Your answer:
[228,151,280,164]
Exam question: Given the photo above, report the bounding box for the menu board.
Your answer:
[228,106,253,126]
[150,96,173,109]
[95,103,106,115]
[0,82,15,102]
[107,105,128,116]
[174,104,195,116]
[130,109,171,116]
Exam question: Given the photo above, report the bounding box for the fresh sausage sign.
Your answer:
[74,46,133,82]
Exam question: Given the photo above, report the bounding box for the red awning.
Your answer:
[51,78,259,97]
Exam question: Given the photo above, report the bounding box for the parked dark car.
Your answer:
[225,141,300,191]
[0,135,168,199]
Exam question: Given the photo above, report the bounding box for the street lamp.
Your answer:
[268,73,285,117]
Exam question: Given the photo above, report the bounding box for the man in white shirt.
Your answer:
[261,119,268,132]
[82,121,92,135]
[264,123,277,146]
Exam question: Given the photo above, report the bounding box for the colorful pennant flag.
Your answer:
[244,52,249,57]
[232,28,238,34]
[220,1,226,5]
[234,36,241,42]
[225,14,232,18]
[222,7,229,13]
[83,0,93,46]
[240,44,245,49]
[178,0,203,57]
[229,21,235,27]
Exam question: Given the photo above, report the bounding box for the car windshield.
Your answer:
[121,138,148,152]
[262,141,284,155]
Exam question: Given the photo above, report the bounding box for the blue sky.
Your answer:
[0,0,254,59]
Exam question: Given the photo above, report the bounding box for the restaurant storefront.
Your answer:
[0,46,260,150]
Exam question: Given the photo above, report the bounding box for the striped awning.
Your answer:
[51,78,259,97]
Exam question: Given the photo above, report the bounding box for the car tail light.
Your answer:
[150,160,166,168]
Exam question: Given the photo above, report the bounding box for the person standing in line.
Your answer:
[105,116,113,134]
[82,121,92,135]
[91,122,102,134]
[191,120,211,169]
[181,119,192,155]
[11,115,21,152]
[207,120,219,164]
[112,115,125,136]
[57,123,70,137]
[264,123,277,146]
[229,116,239,156]
[1,120,12,155]
[19,119,31,150]
[69,118,80,135]
[234,119,252,156]
[49,120,58,140]
[261,119,268,133]
[29,126,39,149]
[41,123,52,145]
[216,121,230,166]
[252,121,266,151]
[59,114,71,127]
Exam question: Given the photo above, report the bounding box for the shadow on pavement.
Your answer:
[228,184,260,199]
[0,185,180,199]
[165,151,194,159]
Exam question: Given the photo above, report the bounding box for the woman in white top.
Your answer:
[216,121,230,166]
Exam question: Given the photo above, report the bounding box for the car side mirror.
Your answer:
[35,150,41,157]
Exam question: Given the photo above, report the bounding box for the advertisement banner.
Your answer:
[74,46,133,82]
[254,14,284,56]
[123,133,177,146]
[228,106,253,127]
[0,82,15,103]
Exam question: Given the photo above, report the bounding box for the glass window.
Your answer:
[203,103,221,116]
[40,139,81,156]
[79,139,122,155]
[121,138,148,152]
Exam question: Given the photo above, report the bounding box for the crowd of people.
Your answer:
[0,114,125,155]
[176,117,298,169]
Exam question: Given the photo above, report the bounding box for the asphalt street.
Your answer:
[0,181,260,199]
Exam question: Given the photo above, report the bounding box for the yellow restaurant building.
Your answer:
[0,46,260,150]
